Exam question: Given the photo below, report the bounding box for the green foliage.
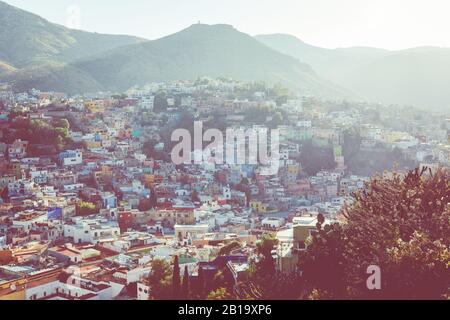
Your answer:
[191,267,205,299]
[0,1,141,67]
[148,259,173,300]
[172,256,181,299]
[300,167,450,299]
[153,92,168,112]
[298,140,336,175]
[218,241,241,256]
[246,272,303,300]
[248,234,278,282]
[343,129,417,175]
[298,223,348,299]
[211,268,234,292]
[207,287,233,300]
[181,265,190,299]
[7,118,72,152]
[191,190,200,203]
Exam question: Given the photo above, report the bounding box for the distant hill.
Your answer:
[256,34,450,111]
[66,23,351,98]
[347,47,450,109]
[0,4,352,99]
[3,62,104,94]
[0,1,144,68]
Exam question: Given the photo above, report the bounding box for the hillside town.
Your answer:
[0,78,449,300]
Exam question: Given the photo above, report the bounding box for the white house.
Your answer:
[59,150,83,166]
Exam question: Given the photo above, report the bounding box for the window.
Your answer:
[298,241,306,250]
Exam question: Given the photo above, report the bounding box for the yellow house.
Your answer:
[287,164,300,175]
[84,101,105,114]
[250,200,267,214]
[383,131,408,144]
[85,140,102,150]
[143,174,156,187]
[0,278,26,300]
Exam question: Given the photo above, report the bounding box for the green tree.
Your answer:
[154,91,168,112]
[298,222,348,299]
[172,256,181,299]
[148,259,172,300]
[182,265,190,299]
[193,267,205,299]
[299,141,336,175]
[254,234,278,276]
[191,190,200,203]
[211,268,234,294]
[207,287,233,300]
[218,241,241,256]
[300,167,450,299]
[0,187,9,203]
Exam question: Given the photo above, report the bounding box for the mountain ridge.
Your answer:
[0,4,353,100]
[0,0,145,68]
[256,33,450,110]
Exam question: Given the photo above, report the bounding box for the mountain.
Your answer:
[0,0,144,68]
[64,23,351,98]
[0,1,353,100]
[0,3,352,99]
[255,34,450,111]
[255,34,389,87]
[2,62,104,93]
[347,47,450,109]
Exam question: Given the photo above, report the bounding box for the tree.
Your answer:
[182,265,190,299]
[148,259,172,300]
[154,91,168,112]
[218,241,241,256]
[211,268,234,293]
[193,267,205,299]
[6,118,72,152]
[269,111,284,128]
[142,140,158,158]
[149,188,157,209]
[254,234,278,276]
[298,223,348,299]
[243,233,299,299]
[207,287,233,300]
[299,141,336,175]
[191,190,200,203]
[300,167,450,299]
[53,118,70,130]
[248,272,303,300]
[172,256,181,299]
[0,187,9,203]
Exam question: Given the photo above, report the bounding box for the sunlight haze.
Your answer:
[4,0,450,50]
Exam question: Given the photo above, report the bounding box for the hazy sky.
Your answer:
[5,0,450,50]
